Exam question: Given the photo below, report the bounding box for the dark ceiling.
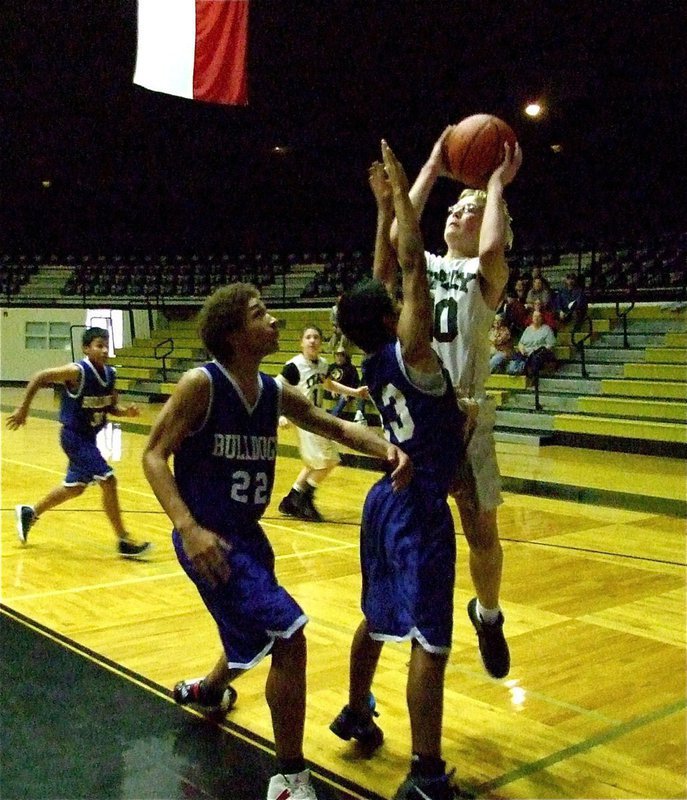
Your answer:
[2,0,686,256]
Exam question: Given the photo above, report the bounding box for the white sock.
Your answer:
[476,599,500,625]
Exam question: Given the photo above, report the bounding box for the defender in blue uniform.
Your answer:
[142,283,411,800]
[7,326,151,559]
[332,142,466,800]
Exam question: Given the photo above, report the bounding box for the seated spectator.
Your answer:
[524,298,558,330]
[529,264,551,291]
[554,272,588,325]
[489,313,515,373]
[509,275,529,301]
[326,347,367,423]
[502,279,530,336]
[525,276,552,311]
[507,310,557,377]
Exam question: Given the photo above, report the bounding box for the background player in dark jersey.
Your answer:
[332,141,466,800]
[277,324,369,522]
[6,327,151,559]
[141,284,411,800]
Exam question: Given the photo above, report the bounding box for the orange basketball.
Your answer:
[443,114,517,188]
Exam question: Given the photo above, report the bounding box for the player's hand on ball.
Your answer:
[488,141,523,189]
[431,125,457,178]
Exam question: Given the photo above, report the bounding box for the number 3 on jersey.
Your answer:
[380,384,415,443]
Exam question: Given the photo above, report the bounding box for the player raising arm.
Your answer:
[141,283,411,800]
[331,141,467,800]
[392,129,522,680]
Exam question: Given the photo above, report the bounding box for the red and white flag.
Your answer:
[134,0,249,105]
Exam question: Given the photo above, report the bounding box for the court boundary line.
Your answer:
[3,404,685,517]
[474,694,686,795]
[0,603,385,800]
[3,504,682,568]
[498,536,687,568]
[6,600,683,799]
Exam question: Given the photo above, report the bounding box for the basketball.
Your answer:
[444,114,517,188]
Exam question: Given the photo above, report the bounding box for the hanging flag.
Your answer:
[134,0,249,105]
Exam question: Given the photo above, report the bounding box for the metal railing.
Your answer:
[614,296,636,349]
[571,314,594,379]
[154,338,174,382]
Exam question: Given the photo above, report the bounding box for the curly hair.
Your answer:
[337,279,396,354]
[197,283,260,362]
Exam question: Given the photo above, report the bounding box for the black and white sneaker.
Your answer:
[279,489,305,519]
[173,678,237,716]
[15,505,36,544]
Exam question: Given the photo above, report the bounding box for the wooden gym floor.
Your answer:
[1,386,685,799]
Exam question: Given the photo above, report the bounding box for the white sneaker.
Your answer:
[353,411,368,426]
[266,768,318,799]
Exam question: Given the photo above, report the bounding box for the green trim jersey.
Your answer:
[279,353,328,406]
[425,252,495,399]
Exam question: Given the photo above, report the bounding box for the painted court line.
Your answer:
[276,542,356,561]
[7,542,356,603]
[1,605,382,800]
[4,570,187,602]
[476,696,686,794]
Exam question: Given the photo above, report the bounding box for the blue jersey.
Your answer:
[174,361,281,538]
[362,341,464,496]
[59,358,116,438]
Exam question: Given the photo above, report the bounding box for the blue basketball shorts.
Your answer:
[360,478,456,653]
[173,524,307,670]
[61,427,113,486]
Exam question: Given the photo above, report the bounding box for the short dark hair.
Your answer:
[82,327,109,347]
[302,324,323,338]
[198,283,260,361]
[337,279,396,354]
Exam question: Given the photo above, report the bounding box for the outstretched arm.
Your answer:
[281,383,412,491]
[390,125,455,249]
[381,140,438,375]
[322,376,369,400]
[368,160,397,297]
[478,141,523,308]
[6,363,81,429]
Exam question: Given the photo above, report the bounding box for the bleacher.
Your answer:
[0,250,370,308]
[1,227,685,308]
[2,232,685,456]
[486,303,686,454]
[110,301,686,458]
